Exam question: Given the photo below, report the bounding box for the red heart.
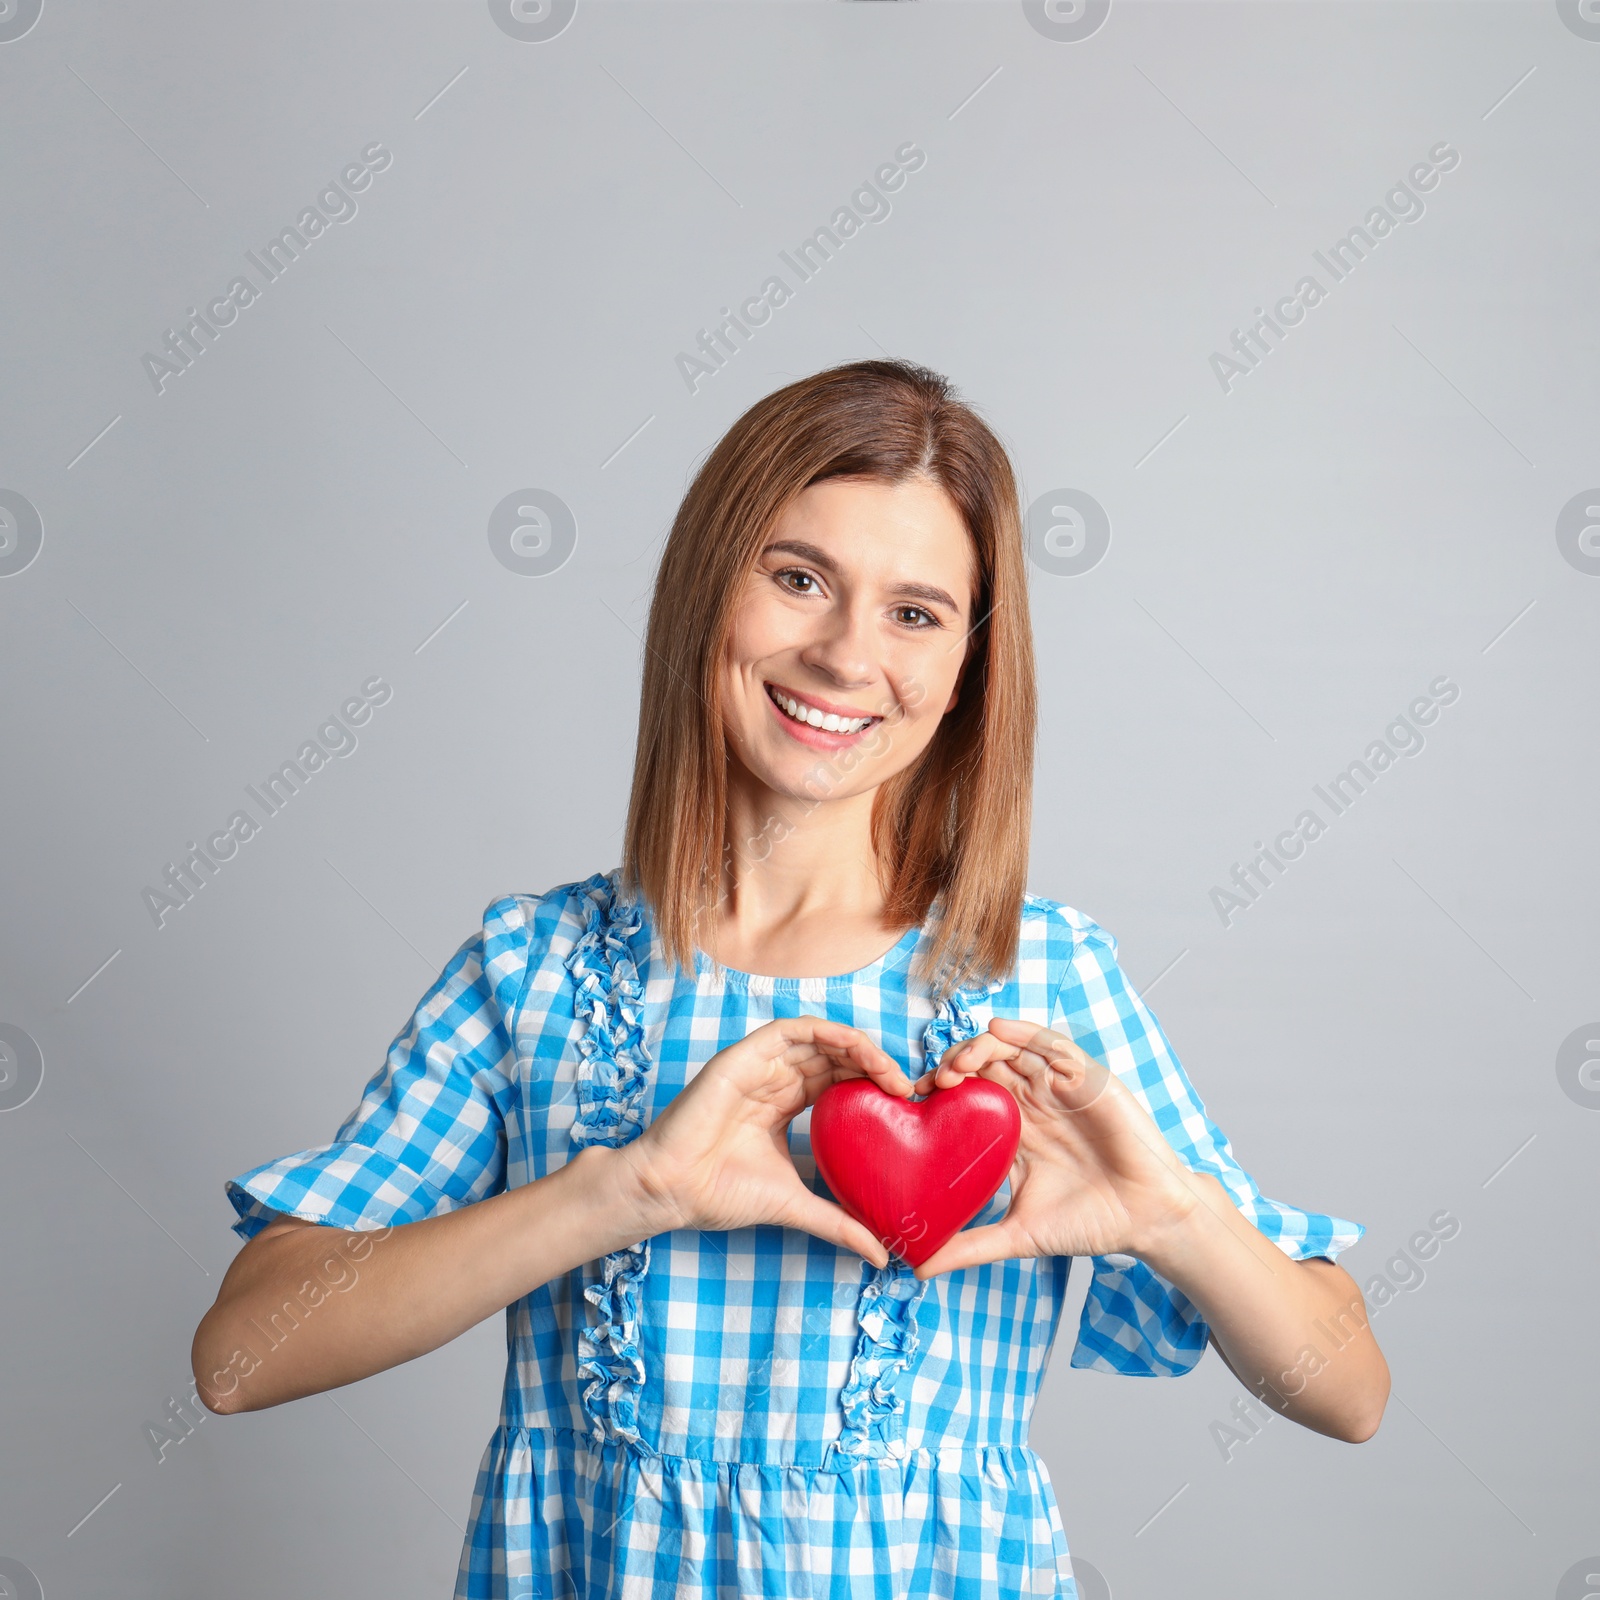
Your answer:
[809,1077,1021,1268]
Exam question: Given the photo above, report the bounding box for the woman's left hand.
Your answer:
[909,1016,1208,1279]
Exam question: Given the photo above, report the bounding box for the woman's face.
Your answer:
[721,474,977,804]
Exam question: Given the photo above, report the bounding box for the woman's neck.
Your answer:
[703,770,910,977]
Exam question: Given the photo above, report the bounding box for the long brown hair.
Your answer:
[620,358,1036,997]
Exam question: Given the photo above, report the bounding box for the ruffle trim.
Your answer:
[564,870,656,1453]
[834,974,1007,1459]
[919,973,1007,1072]
[567,871,651,1151]
[834,1263,930,1458]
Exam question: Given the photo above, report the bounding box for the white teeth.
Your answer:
[770,687,874,735]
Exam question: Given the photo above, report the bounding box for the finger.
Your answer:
[1002,1018,1097,1086]
[984,1019,1112,1107]
[838,1031,916,1097]
[1055,1052,1113,1111]
[799,1033,914,1101]
[912,1221,1026,1280]
[915,1032,1018,1094]
[974,1054,1113,1124]
[782,1189,890,1268]
[778,1017,915,1098]
[805,1017,913,1093]
[986,1017,1090,1068]
[972,1057,1034,1098]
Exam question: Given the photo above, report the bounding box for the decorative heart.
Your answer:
[809,1076,1021,1268]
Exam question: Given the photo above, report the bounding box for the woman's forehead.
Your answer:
[768,479,976,602]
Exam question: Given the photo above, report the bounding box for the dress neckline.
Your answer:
[690,922,924,991]
[599,869,929,994]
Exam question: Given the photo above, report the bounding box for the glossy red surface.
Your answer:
[810,1076,1021,1269]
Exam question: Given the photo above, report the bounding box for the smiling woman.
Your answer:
[194,359,1387,1600]
[624,364,1034,990]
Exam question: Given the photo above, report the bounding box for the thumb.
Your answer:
[783,1189,891,1269]
[912,1221,1019,1281]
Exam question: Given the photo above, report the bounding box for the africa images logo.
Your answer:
[1208,142,1460,393]
[140,677,392,929]
[1208,676,1459,927]
[674,141,927,394]
[139,143,393,395]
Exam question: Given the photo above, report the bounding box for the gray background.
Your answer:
[1,1,1595,1596]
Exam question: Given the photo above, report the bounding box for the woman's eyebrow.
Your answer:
[763,539,964,613]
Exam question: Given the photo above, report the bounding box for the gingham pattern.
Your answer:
[226,871,1363,1599]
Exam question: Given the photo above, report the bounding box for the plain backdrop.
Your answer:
[1,2,1596,1597]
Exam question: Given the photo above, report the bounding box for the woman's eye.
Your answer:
[770,571,939,628]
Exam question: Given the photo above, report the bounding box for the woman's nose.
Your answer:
[797,605,876,687]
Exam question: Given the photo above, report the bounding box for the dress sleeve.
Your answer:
[1053,917,1365,1378]
[224,895,536,1241]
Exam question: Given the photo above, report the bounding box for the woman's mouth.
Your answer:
[764,682,885,747]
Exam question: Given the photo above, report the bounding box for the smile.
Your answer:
[764,683,883,737]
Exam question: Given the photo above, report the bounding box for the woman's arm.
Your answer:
[192,1144,660,1414]
[1135,1170,1388,1441]
[195,1014,913,1415]
[911,1019,1389,1444]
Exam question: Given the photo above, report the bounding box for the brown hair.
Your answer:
[620,358,1036,997]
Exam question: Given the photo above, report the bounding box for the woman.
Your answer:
[193,359,1389,1598]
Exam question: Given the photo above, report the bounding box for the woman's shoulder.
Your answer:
[459,870,638,1030]
[1010,890,1134,1007]
[477,868,625,958]
[1019,888,1119,960]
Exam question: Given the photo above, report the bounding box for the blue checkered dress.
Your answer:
[226,870,1363,1598]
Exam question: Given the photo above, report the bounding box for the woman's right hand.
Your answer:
[612,1016,915,1265]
